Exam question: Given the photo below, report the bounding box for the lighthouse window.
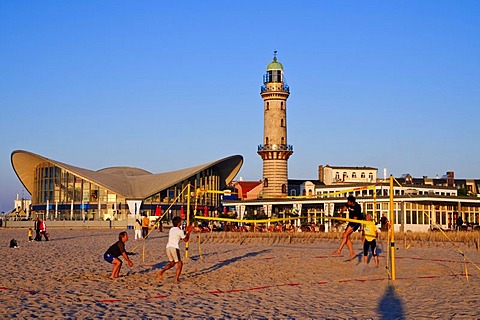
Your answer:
[264,178,269,187]
[280,102,284,110]
[266,102,269,110]
[281,119,284,127]
[268,70,282,82]
[274,70,282,82]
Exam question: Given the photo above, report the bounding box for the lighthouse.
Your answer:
[257,52,293,198]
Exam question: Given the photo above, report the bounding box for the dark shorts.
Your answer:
[347,222,361,232]
[104,253,116,263]
[363,239,377,256]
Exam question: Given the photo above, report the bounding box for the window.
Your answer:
[264,178,268,187]
[267,70,282,82]
[266,102,269,110]
[281,119,284,127]
[282,184,287,194]
[281,102,284,110]
[352,172,357,178]
[369,173,373,181]
[335,172,340,180]
[361,172,365,178]
[266,137,269,145]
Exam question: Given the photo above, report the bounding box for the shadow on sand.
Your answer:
[139,249,271,275]
[190,249,271,276]
[377,284,405,320]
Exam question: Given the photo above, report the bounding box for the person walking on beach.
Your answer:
[104,231,134,279]
[158,216,193,283]
[362,214,379,267]
[28,228,33,242]
[456,215,463,230]
[39,219,49,241]
[134,219,142,240]
[380,213,389,232]
[34,217,41,241]
[142,214,150,238]
[332,195,363,260]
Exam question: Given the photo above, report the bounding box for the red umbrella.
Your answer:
[180,206,185,219]
[155,205,161,216]
[204,206,208,217]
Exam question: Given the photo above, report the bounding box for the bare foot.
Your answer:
[332,251,341,255]
[157,273,164,281]
[173,278,180,284]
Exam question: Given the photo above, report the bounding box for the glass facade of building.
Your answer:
[31,162,223,221]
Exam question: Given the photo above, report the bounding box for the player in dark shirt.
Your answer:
[104,231,133,279]
[333,195,363,260]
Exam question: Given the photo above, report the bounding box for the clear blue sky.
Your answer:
[1,1,479,212]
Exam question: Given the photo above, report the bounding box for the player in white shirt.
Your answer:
[158,216,192,283]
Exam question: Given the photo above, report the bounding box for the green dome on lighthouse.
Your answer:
[266,57,284,71]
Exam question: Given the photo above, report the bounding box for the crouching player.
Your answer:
[104,231,134,279]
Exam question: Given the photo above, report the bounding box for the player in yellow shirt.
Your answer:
[142,215,150,239]
[362,214,379,267]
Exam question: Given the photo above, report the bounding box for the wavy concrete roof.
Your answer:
[11,150,243,200]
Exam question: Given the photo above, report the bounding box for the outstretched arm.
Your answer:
[182,224,194,242]
[121,252,133,267]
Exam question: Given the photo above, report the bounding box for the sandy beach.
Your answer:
[2,227,480,319]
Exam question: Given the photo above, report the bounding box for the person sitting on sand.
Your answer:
[104,231,134,279]
[158,216,193,283]
[362,214,379,267]
[332,195,363,260]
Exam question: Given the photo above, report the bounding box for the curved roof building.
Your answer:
[11,150,243,220]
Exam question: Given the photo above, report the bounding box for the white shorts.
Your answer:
[166,247,181,263]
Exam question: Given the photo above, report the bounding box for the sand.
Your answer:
[2,227,480,319]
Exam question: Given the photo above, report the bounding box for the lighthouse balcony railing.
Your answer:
[257,144,293,152]
[260,84,290,94]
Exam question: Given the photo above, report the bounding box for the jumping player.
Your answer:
[332,195,363,260]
